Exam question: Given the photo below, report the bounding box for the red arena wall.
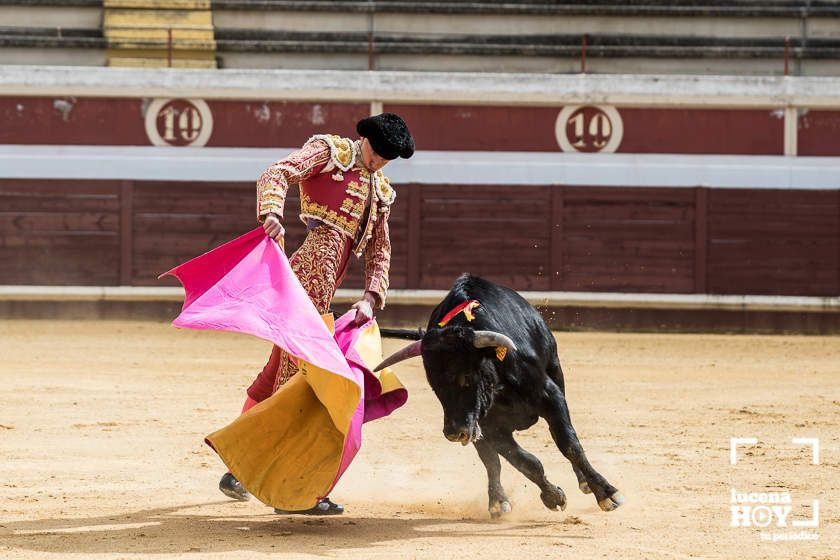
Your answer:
[2,179,837,297]
[385,104,786,154]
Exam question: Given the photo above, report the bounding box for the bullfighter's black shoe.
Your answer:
[274,498,344,516]
[219,472,250,501]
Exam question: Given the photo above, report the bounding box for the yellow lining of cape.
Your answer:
[205,318,402,510]
[353,320,405,395]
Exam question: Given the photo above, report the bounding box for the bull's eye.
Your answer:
[456,373,468,388]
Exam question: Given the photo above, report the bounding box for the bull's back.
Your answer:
[429,274,555,354]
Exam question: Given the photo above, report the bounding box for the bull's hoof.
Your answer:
[597,491,624,512]
[540,485,567,511]
[578,481,592,494]
[489,500,512,519]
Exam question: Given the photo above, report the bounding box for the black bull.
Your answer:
[376,274,623,518]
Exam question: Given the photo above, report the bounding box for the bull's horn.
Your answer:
[374,340,423,371]
[472,331,517,352]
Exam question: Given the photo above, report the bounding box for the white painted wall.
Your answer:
[1,66,840,108]
[1,145,839,189]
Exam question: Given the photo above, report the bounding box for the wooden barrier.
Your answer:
[2,179,837,297]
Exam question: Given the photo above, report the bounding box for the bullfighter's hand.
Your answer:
[351,292,376,326]
[263,213,285,245]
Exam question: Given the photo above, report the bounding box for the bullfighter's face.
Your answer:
[359,137,390,171]
[421,327,498,446]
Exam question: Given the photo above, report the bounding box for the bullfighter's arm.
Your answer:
[256,139,330,221]
[363,208,392,310]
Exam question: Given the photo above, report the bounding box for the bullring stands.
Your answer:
[0,1,839,73]
[103,0,216,67]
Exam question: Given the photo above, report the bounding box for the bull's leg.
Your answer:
[490,430,567,512]
[572,464,592,494]
[542,383,623,512]
[546,360,591,494]
[473,437,511,519]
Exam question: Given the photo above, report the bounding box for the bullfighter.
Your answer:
[217,112,415,515]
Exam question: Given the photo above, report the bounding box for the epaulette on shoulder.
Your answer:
[305,134,357,172]
[374,170,396,208]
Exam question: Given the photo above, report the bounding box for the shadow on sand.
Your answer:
[0,501,590,555]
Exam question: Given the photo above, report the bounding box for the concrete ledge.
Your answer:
[0,285,186,301]
[0,4,102,29]
[2,286,837,333]
[0,27,105,49]
[210,1,840,18]
[0,47,106,65]
[212,30,840,59]
[0,0,100,5]
[0,0,835,18]
[2,286,837,313]
[3,66,840,108]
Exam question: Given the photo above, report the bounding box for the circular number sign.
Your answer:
[555,105,623,153]
[144,98,213,147]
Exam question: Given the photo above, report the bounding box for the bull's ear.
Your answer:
[374,340,423,371]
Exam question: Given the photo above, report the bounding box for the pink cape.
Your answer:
[161,227,407,508]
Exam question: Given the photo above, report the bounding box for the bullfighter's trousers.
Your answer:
[246,224,352,402]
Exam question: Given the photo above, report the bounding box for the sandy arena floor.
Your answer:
[0,320,837,559]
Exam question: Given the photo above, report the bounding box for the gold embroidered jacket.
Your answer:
[256,134,395,307]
